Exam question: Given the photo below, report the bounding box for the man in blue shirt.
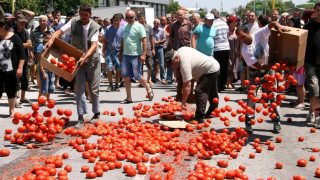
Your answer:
[191,13,217,56]
[102,13,123,92]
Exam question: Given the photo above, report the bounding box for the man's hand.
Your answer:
[53,19,59,26]
[102,52,106,58]
[43,74,48,80]
[181,103,187,111]
[30,51,34,60]
[277,25,289,33]
[16,68,23,78]
[152,50,155,57]
[77,57,87,67]
[140,54,146,63]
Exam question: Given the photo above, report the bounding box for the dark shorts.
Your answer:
[305,63,320,97]
[0,72,18,99]
[145,50,153,70]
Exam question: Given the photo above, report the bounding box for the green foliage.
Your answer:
[0,0,97,15]
[220,11,229,17]
[167,0,179,14]
[284,0,295,9]
[232,5,246,18]
[198,10,207,18]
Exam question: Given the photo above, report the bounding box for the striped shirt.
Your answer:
[213,19,230,51]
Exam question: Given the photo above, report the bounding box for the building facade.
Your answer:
[96,0,169,18]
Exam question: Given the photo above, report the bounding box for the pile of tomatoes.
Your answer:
[15,154,71,180]
[50,54,76,73]
[5,96,72,146]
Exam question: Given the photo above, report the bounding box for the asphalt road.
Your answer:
[0,75,319,180]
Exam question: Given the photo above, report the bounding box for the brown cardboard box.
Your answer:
[269,27,308,70]
[40,38,84,82]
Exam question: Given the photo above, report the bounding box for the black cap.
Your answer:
[164,50,175,67]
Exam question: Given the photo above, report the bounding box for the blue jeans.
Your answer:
[106,52,121,71]
[166,67,173,83]
[39,70,55,94]
[122,55,142,80]
[152,48,166,81]
[75,65,101,115]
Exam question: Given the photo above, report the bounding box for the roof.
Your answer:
[138,0,169,5]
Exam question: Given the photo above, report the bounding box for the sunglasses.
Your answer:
[126,16,134,19]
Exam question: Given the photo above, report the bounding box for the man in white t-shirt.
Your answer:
[47,3,101,129]
[236,21,287,134]
[164,47,220,122]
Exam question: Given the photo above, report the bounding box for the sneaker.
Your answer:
[161,80,172,85]
[90,112,100,124]
[114,85,120,92]
[106,85,113,92]
[273,122,281,133]
[306,112,315,123]
[75,120,85,129]
[119,82,125,87]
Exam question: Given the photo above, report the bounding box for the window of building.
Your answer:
[116,0,119,6]
[125,0,128,5]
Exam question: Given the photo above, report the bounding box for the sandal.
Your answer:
[120,99,133,104]
[15,103,22,108]
[64,89,70,95]
[20,99,33,104]
[147,89,154,101]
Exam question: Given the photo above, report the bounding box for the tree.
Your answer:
[0,0,97,15]
[220,11,229,17]
[245,0,286,16]
[167,0,179,14]
[284,0,295,10]
[232,5,246,17]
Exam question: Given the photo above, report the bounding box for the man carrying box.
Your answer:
[164,47,220,123]
[236,21,287,134]
[47,3,101,129]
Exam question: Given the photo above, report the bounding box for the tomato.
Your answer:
[150,173,162,180]
[249,153,255,158]
[57,61,64,68]
[62,153,69,159]
[213,98,219,104]
[50,58,57,64]
[244,80,250,86]
[310,155,316,161]
[268,144,275,151]
[61,54,69,61]
[32,103,40,111]
[298,136,304,142]
[297,159,307,167]
[64,109,72,117]
[126,168,137,176]
[276,162,283,169]
[224,96,230,102]
[164,163,172,172]
[38,96,47,105]
[64,165,72,172]
[138,166,147,174]
[184,113,191,120]
[68,57,75,63]
[0,149,10,156]
[86,171,97,179]
[310,128,316,133]
[313,148,319,152]
[239,164,246,171]
[275,136,282,143]
[81,165,89,172]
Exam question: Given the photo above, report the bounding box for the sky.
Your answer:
[177,0,309,13]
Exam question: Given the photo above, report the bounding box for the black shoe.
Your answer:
[273,122,281,133]
[90,112,100,124]
[245,124,253,134]
[106,85,113,92]
[119,82,125,87]
[131,79,137,83]
[114,85,120,92]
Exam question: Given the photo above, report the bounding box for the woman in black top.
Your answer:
[0,18,26,117]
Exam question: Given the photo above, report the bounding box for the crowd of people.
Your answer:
[0,2,319,132]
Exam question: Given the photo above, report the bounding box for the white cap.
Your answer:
[205,13,215,20]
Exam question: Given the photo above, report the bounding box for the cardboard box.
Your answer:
[40,38,84,82]
[269,27,308,70]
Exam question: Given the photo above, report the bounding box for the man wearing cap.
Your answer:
[14,9,35,24]
[14,14,33,106]
[165,47,220,122]
[191,13,217,56]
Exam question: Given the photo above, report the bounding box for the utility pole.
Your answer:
[220,0,223,12]
[254,0,256,13]
[196,2,198,12]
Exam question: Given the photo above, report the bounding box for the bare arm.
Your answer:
[268,21,288,33]
[78,41,98,67]
[191,33,199,49]
[140,37,147,63]
[16,59,25,78]
[118,38,124,62]
[182,81,192,107]
[22,9,35,24]
[102,38,108,58]
[151,35,155,56]
[46,29,63,48]
[23,39,32,49]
